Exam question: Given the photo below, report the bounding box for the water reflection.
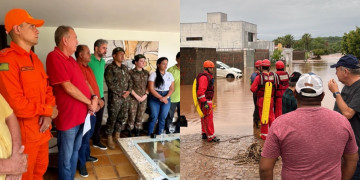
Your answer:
[181,54,342,135]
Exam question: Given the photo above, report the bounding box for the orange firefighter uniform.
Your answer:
[0,42,55,179]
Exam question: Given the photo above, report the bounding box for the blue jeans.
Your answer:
[57,124,84,180]
[165,102,180,133]
[78,115,96,167]
[148,91,171,135]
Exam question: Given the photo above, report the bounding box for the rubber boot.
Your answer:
[202,133,207,140]
[128,129,133,137]
[107,135,115,149]
[134,129,140,137]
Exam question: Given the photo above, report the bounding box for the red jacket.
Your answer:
[197,71,214,103]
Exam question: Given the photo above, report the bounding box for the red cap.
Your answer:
[275,61,285,69]
[262,59,271,67]
[5,9,44,33]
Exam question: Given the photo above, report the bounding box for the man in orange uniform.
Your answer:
[250,59,275,140]
[0,9,58,179]
[197,60,220,142]
[274,60,289,118]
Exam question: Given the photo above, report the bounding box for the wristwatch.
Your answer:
[333,92,340,98]
[91,94,98,99]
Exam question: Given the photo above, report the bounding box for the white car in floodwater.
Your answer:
[216,61,242,78]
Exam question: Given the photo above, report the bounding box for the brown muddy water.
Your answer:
[180,54,343,136]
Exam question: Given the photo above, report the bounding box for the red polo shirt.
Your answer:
[46,47,90,131]
[77,62,100,98]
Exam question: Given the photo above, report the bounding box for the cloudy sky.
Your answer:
[181,0,360,41]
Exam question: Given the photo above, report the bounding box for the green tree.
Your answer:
[311,37,326,50]
[301,33,312,51]
[273,37,284,46]
[283,34,294,48]
[313,49,326,59]
[341,27,360,59]
[270,49,283,64]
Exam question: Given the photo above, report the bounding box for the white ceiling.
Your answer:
[0,0,180,32]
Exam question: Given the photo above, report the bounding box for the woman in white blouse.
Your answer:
[147,57,174,135]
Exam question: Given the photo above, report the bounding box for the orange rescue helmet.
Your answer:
[262,59,271,67]
[203,60,215,68]
[255,60,262,67]
[276,60,285,69]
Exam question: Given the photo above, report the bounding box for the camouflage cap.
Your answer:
[112,47,125,55]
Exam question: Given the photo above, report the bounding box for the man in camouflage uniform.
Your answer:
[104,47,132,149]
[128,54,150,136]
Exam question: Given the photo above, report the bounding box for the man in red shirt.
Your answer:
[75,45,103,177]
[197,60,220,142]
[0,8,58,179]
[46,26,97,180]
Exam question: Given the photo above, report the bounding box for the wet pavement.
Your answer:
[180,54,342,179]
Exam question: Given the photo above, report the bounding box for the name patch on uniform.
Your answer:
[21,66,34,71]
[0,63,9,71]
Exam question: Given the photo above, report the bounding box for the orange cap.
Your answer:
[4,9,44,33]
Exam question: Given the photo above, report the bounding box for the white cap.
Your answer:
[295,73,323,97]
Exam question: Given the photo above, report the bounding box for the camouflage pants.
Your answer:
[127,97,147,130]
[105,95,129,135]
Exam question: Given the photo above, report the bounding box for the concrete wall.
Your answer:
[293,51,306,60]
[254,49,270,62]
[35,26,180,69]
[282,48,293,65]
[180,47,217,85]
[180,13,258,50]
[207,12,227,23]
[216,51,244,71]
[249,40,275,51]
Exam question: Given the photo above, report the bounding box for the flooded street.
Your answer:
[180,54,343,179]
[180,54,343,136]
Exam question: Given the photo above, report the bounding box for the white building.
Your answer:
[181,12,274,51]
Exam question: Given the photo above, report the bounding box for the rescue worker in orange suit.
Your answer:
[250,60,262,128]
[0,9,58,179]
[274,60,289,118]
[197,60,220,142]
[250,59,275,140]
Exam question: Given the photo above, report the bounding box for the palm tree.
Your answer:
[301,33,312,51]
[283,34,294,48]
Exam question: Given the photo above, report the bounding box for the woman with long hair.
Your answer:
[128,54,150,136]
[147,57,174,135]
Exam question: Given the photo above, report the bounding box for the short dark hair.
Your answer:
[176,52,180,59]
[94,39,108,51]
[75,45,86,59]
[54,25,73,46]
[289,81,296,87]
[295,88,324,104]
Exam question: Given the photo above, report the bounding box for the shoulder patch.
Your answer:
[0,63,9,71]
